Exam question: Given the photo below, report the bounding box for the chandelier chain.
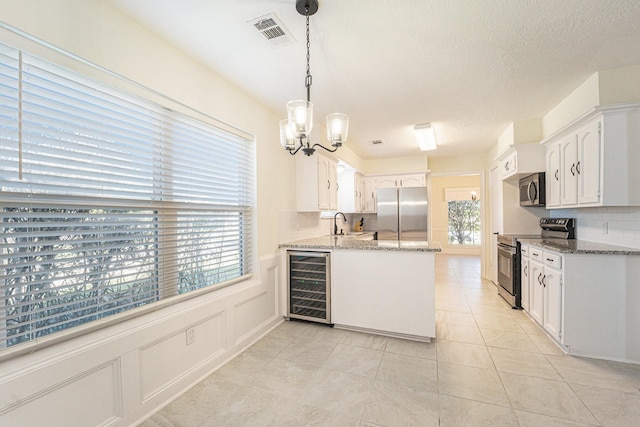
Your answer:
[305,8,312,102]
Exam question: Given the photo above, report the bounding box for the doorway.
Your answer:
[430,173,482,255]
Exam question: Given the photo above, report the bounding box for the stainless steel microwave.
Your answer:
[519,173,545,207]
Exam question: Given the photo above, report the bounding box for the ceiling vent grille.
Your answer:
[248,13,295,48]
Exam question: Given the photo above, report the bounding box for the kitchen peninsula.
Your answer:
[281,236,441,341]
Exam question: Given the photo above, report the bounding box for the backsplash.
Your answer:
[277,211,331,244]
[278,212,379,244]
[553,206,640,249]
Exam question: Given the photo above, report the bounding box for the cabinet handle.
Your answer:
[555,169,559,181]
[538,273,543,285]
[327,180,330,189]
[546,258,554,262]
[400,179,403,186]
[542,275,546,287]
[576,161,581,174]
[524,265,528,275]
[571,163,576,176]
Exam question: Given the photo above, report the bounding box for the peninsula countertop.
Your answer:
[280,235,442,252]
[519,238,640,255]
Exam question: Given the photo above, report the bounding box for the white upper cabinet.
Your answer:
[545,143,561,207]
[362,176,376,213]
[338,169,364,213]
[496,143,545,182]
[577,119,601,204]
[296,153,338,211]
[374,173,426,189]
[543,103,640,208]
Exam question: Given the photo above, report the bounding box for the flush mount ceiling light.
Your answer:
[414,123,437,151]
[279,0,349,156]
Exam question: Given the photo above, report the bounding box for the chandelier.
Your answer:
[279,0,349,156]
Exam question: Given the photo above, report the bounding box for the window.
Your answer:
[0,42,254,349]
[445,187,480,245]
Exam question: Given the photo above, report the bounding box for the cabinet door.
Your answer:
[528,260,544,325]
[355,173,364,212]
[560,136,578,206]
[398,174,425,187]
[501,152,517,179]
[543,269,563,342]
[376,176,398,188]
[363,177,376,212]
[545,144,561,207]
[521,256,530,311]
[328,160,338,210]
[317,157,330,210]
[577,119,601,205]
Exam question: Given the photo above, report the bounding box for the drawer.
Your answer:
[520,245,529,257]
[543,251,562,269]
[529,247,543,260]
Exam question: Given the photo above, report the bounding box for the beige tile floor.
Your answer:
[142,254,640,426]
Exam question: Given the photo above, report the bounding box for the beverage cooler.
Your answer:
[287,251,331,324]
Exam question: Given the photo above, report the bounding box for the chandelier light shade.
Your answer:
[414,123,438,151]
[287,100,313,138]
[279,119,297,150]
[281,0,349,156]
[326,113,349,147]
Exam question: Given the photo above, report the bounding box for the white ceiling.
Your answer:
[107,0,640,159]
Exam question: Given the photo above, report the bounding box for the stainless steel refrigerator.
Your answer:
[377,187,428,240]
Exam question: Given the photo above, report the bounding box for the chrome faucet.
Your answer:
[333,212,347,235]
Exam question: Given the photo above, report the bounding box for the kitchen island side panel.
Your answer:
[331,249,435,339]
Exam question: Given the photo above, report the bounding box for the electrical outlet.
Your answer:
[603,221,608,234]
[186,327,195,345]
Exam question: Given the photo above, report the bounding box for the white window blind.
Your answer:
[0,42,254,350]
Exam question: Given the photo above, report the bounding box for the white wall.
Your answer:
[0,1,292,425]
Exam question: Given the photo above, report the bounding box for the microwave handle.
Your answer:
[527,181,537,203]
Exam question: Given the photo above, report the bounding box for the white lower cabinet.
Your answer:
[526,248,563,343]
[543,265,562,341]
[520,246,640,363]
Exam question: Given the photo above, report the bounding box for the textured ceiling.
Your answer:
[107,0,640,159]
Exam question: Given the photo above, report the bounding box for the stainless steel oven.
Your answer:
[497,235,524,308]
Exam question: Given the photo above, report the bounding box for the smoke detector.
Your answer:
[248,13,295,48]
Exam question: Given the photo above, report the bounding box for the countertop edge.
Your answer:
[279,236,442,252]
[518,238,640,255]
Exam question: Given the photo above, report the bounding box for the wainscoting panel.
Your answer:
[234,257,280,345]
[0,359,121,427]
[139,311,226,402]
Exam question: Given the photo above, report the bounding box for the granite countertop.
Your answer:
[519,238,640,255]
[280,235,442,252]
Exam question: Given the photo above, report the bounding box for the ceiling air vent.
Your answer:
[248,13,295,48]
[372,140,384,145]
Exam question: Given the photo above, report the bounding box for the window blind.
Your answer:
[0,42,254,349]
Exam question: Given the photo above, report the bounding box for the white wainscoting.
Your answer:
[0,252,283,426]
